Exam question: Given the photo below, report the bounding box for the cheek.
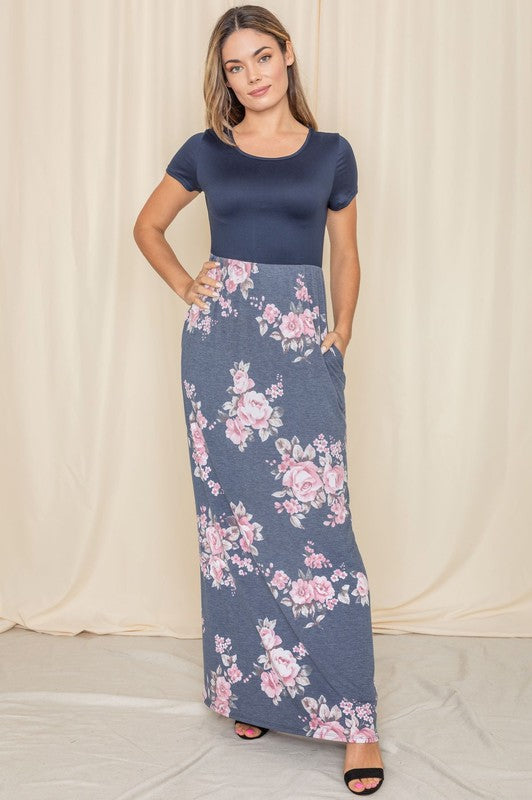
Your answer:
[269,61,289,87]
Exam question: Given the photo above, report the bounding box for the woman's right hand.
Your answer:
[183,260,223,310]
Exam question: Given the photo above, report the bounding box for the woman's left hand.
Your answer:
[320,330,347,358]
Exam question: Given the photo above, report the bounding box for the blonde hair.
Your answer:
[203,4,317,146]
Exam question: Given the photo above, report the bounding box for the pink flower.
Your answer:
[227,664,242,683]
[225,416,250,446]
[289,578,315,605]
[304,552,328,568]
[269,647,300,687]
[330,495,348,523]
[212,697,230,716]
[355,572,369,598]
[283,499,300,513]
[263,303,280,323]
[259,625,282,650]
[226,259,252,286]
[299,308,316,336]
[311,575,335,604]
[295,284,310,302]
[312,719,347,740]
[232,368,255,394]
[278,453,296,473]
[215,675,232,700]
[209,556,227,583]
[348,726,379,744]
[237,517,256,553]
[205,522,225,556]
[260,669,283,699]
[279,311,304,339]
[236,391,273,430]
[190,422,208,465]
[271,570,289,590]
[282,460,323,503]
[196,409,207,428]
[322,462,345,494]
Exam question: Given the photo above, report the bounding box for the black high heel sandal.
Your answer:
[234,719,270,739]
[343,767,384,795]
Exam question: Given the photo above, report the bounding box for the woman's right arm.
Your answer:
[132,174,219,309]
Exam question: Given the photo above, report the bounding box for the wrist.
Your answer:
[333,327,351,344]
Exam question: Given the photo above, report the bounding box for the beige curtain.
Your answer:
[1,0,530,638]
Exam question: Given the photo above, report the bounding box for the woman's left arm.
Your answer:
[322,196,360,358]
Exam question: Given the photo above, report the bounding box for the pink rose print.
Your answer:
[279,311,304,339]
[203,634,242,717]
[217,360,284,451]
[183,261,259,338]
[260,667,283,700]
[196,501,264,594]
[267,433,349,528]
[251,617,312,705]
[255,274,326,361]
[183,380,224,497]
[300,695,379,743]
[282,460,323,504]
[263,303,280,324]
[225,259,257,297]
[258,541,371,629]
[182,261,332,355]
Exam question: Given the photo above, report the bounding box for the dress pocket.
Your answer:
[329,342,345,367]
[322,344,346,415]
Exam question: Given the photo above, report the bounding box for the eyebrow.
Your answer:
[224,46,272,66]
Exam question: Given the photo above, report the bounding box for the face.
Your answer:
[221,28,294,110]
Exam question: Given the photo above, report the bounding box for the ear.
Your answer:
[285,40,295,66]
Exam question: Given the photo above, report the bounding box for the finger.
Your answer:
[200,275,223,289]
[193,296,210,310]
[196,282,220,298]
[202,259,221,273]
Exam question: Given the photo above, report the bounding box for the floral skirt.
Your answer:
[180,252,379,743]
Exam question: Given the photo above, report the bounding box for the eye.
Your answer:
[228,54,271,73]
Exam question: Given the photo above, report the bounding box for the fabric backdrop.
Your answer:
[1,0,530,638]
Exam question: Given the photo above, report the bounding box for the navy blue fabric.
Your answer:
[180,253,380,742]
[166,127,358,268]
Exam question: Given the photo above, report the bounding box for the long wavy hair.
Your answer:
[203,4,317,146]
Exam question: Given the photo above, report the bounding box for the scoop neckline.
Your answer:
[227,126,312,161]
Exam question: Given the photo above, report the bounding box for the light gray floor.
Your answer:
[0,627,530,799]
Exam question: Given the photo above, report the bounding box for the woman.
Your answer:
[134,5,384,796]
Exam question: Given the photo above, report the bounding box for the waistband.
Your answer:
[208,252,323,273]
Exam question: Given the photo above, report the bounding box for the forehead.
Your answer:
[221,29,276,59]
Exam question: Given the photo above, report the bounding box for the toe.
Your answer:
[348,776,382,792]
[235,721,261,737]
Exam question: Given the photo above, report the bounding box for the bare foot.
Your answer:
[343,740,384,793]
[234,721,264,738]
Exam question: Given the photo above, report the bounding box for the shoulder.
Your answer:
[166,131,209,192]
[311,130,355,159]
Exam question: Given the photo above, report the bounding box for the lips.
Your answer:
[249,85,270,97]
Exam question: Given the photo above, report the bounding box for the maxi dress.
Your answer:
[166,126,380,743]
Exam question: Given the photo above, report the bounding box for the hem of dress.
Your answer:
[204,697,380,744]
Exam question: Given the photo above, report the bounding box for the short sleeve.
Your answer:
[327,134,358,210]
[165,132,203,192]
